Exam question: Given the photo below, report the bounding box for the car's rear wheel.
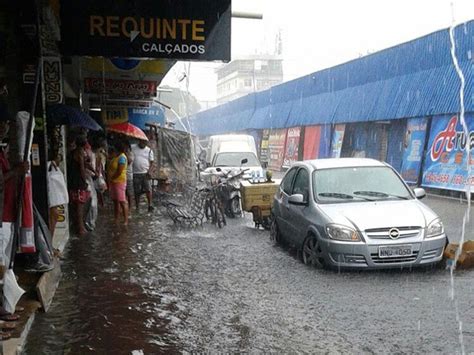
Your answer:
[302,235,324,268]
[270,217,282,245]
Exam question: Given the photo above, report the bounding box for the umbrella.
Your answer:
[47,104,102,131]
[108,122,148,141]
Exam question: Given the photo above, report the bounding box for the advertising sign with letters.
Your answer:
[43,56,63,104]
[268,129,288,172]
[84,78,157,99]
[422,114,474,191]
[60,0,231,61]
[282,127,301,168]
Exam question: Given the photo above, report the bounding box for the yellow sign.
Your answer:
[101,109,129,126]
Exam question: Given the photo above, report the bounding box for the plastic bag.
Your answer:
[85,176,98,231]
[48,162,69,208]
[33,204,54,267]
[94,175,107,192]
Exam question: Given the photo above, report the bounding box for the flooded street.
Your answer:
[25,197,474,354]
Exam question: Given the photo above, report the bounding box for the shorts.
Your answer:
[133,173,152,195]
[110,182,127,202]
[69,189,91,204]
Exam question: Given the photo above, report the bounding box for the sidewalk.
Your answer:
[1,226,68,354]
[424,194,473,244]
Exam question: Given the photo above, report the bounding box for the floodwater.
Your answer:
[25,198,474,354]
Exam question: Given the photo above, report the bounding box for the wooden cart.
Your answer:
[240,179,281,229]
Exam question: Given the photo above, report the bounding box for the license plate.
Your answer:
[378,245,413,258]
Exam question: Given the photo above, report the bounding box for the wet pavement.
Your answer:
[24,196,474,354]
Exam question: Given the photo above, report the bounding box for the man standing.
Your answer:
[132,139,154,211]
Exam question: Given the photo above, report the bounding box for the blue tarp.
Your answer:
[189,21,474,135]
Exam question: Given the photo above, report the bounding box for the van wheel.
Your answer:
[302,235,324,268]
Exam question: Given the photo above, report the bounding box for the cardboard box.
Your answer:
[443,241,474,269]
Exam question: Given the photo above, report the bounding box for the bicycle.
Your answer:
[203,184,226,228]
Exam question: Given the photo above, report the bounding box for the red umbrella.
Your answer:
[108,122,148,141]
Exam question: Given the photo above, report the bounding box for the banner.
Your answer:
[331,124,345,158]
[422,114,474,191]
[82,58,172,100]
[43,57,63,104]
[303,124,333,160]
[268,129,287,171]
[283,127,301,168]
[303,126,321,160]
[260,129,270,164]
[400,117,428,184]
[60,0,231,61]
[102,106,165,128]
[84,78,158,99]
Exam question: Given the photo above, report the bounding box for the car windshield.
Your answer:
[313,166,412,203]
[214,152,260,167]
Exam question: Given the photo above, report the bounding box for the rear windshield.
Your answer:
[214,152,260,167]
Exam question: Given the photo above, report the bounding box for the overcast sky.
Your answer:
[161,0,474,104]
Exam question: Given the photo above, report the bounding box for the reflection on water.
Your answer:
[25,208,182,354]
[25,203,474,353]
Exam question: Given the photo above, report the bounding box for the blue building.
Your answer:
[187,21,474,193]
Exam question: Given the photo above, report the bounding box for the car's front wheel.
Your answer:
[302,235,325,268]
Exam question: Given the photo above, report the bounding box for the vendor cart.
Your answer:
[240,179,281,229]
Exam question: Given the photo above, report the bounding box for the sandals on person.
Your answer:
[0,307,19,322]
[0,331,12,340]
[0,321,16,330]
[0,313,19,322]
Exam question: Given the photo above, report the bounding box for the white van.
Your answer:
[205,134,258,164]
[202,134,263,179]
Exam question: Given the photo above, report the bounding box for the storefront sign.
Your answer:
[268,129,287,171]
[84,78,158,99]
[60,0,231,61]
[102,107,165,128]
[283,127,301,168]
[422,114,474,191]
[43,57,63,104]
[400,117,428,184]
[331,124,345,158]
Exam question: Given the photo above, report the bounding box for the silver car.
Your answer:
[271,158,447,269]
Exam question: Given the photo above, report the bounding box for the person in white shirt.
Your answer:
[131,140,154,211]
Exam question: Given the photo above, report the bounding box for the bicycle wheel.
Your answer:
[215,201,226,228]
[204,197,214,221]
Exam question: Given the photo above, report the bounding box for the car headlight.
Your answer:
[426,218,444,238]
[326,224,361,241]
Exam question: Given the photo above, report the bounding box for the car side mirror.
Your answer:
[288,194,307,205]
[413,187,426,199]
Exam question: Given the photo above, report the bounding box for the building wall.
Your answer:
[216,58,283,105]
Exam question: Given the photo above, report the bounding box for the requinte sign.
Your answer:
[60,0,231,61]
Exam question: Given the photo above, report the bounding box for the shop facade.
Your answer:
[188,21,474,194]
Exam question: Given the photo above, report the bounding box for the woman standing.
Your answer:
[93,137,108,207]
[107,141,129,225]
[68,135,90,236]
[125,142,134,210]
